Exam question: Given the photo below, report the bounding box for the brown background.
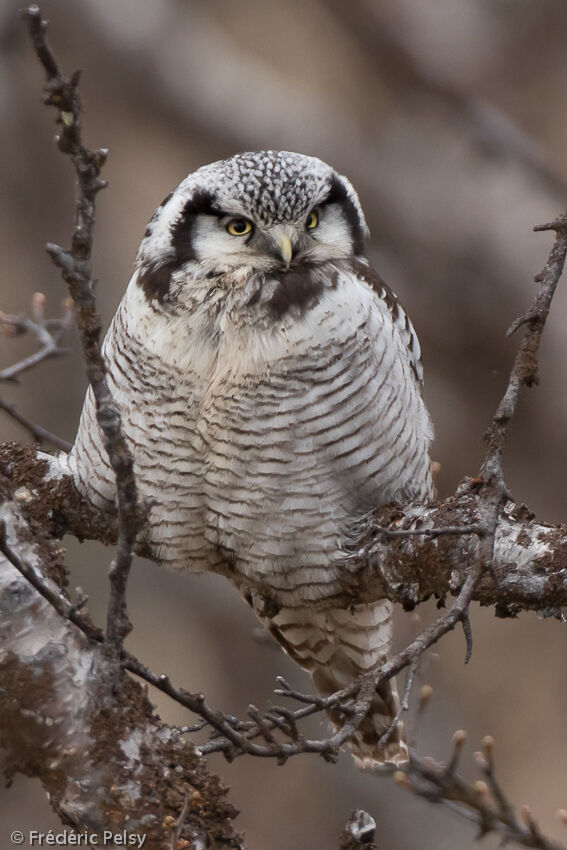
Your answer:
[2,1,567,847]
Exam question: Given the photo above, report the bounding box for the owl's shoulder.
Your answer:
[350,259,424,385]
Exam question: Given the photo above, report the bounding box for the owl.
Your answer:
[68,151,433,767]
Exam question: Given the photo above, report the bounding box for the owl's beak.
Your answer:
[277,233,293,267]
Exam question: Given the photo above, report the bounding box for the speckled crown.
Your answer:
[137,150,367,270]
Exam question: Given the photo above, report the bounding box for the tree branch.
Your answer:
[23,3,143,666]
[0,499,242,850]
[0,293,74,449]
[483,212,567,482]
[393,735,567,850]
[0,396,72,451]
[0,294,73,382]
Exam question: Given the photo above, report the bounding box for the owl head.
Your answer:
[136,151,368,303]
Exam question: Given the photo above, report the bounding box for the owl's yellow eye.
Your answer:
[226,218,253,237]
[306,210,319,230]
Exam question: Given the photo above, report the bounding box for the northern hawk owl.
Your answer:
[69,151,434,766]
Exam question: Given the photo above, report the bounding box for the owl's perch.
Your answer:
[0,500,242,850]
[351,494,567,616]
[1,440,566,616]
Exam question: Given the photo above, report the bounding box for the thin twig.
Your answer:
[482,212,567,482]
[24,4,143,667]
[398,737,567,850]
[0,295,73,383]
[0,342,66,382]
[170,790,191,850]
[378,661,418,750]
[0,395,71,451]
[372,523,484,539]
[0,518,102,643]
[198,559,484,760]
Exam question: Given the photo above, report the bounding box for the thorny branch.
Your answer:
[23,4,142,666]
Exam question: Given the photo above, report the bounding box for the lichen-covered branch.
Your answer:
[344,494,567,616]
[0,498,242,850]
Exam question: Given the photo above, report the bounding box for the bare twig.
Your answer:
[0,294,74,448]
[378,661,418,750]
[482,212,567,482]
[0,396,71,451]
[0,294,73,383]
[0,514,102,644]
[198,559,483,760]
[397,737,567,850]
[24,4,142,666]
[169,789,191,850]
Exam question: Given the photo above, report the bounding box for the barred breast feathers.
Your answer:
[69,254,433,593]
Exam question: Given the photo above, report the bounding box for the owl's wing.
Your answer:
[351,259,424,385]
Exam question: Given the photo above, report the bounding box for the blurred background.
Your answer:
[2,1,567,847]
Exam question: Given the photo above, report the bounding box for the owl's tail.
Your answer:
[264,600,408,768]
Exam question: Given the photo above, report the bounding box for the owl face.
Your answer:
[136,151,368,303]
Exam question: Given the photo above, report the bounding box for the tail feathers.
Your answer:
[261,600,408,767]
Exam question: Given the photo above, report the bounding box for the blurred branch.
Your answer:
[0,293,74,449]
[0,396,71,451]
[23,3,143,667]
[394,735,567,850]
[326,0,566,195]
[0,293,73,382]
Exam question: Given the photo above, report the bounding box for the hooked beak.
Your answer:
[277,233,293,267]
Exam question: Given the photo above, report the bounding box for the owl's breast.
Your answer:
[70,263,432,604]
[196,271,433,602]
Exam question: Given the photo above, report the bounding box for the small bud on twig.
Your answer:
[473,750,488,771]
[452,729,467,750]
[473,780,490,799]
